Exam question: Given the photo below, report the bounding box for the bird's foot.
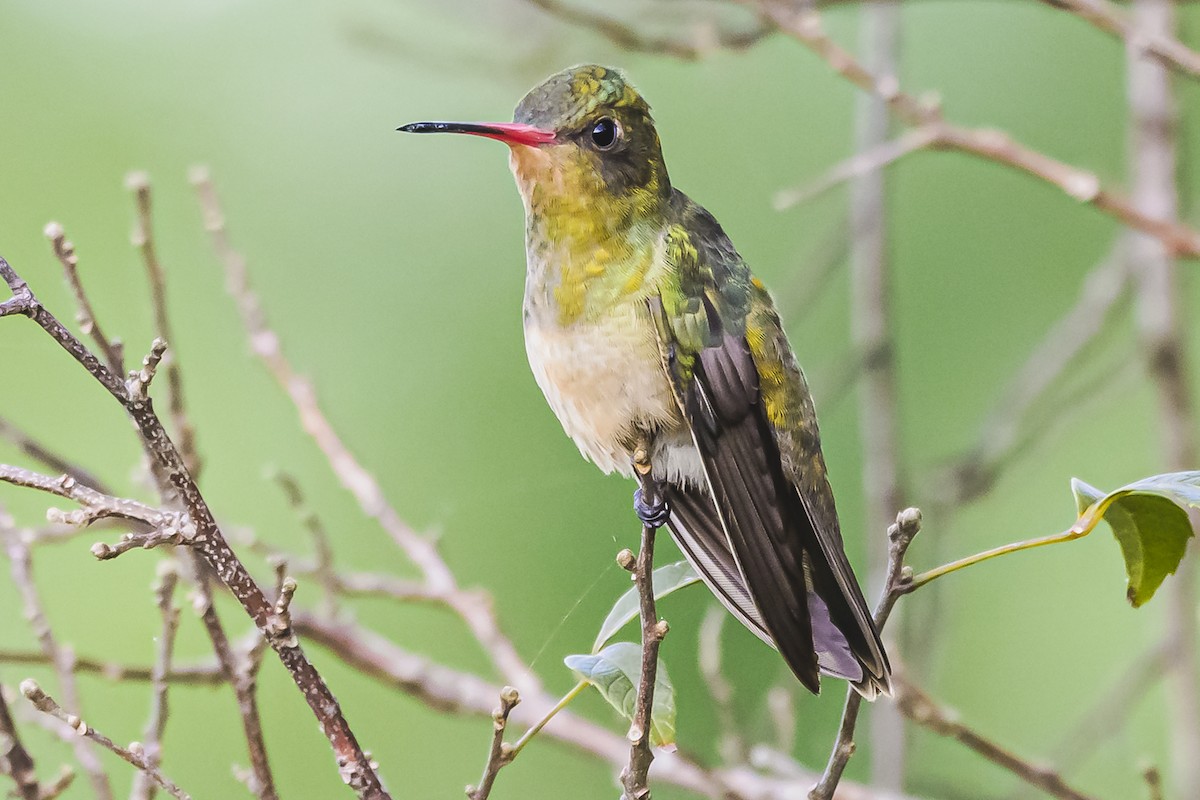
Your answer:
[633,488,670,528]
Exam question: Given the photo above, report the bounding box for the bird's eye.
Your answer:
[590,117,619,150]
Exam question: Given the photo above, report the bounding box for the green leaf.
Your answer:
[591,560,700,653]
[1071,472,1200,607]
[564,642,676,749]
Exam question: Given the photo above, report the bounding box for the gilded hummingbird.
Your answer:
[400,65,890,697]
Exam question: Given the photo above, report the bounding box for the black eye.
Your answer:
[590,117,619,150]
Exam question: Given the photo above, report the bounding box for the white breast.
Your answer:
[523,302,703,486]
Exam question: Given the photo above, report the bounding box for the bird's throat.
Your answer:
[510,146,666,327]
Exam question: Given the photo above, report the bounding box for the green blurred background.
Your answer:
[1,0,1196,798]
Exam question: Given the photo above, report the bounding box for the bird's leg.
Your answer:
[631,435,669,528]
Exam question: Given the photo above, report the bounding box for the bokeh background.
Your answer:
[2,1,1198,798]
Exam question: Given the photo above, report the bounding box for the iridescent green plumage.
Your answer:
[401,64,890,697]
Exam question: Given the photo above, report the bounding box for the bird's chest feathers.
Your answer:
[523,307,680,475]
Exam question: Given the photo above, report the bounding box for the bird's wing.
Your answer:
[650,193,890,697]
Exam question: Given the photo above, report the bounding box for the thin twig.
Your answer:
[894,676,1098,800]
[21,680,190,800]
[1142,764,1163,800]
[0,462,193,560]
[1036,0,1200,79]
[43,222,125,375]
[775,126,939,211]
[0,682,40,800]
[191,576,278,800]
[3,528,112,800]
[0,416,112,494]
[809,508,921,800]
[36,765,75,800]
[0,650,224,685]
[131,562,181,800]
[126,173,199,475]
[0,255,389,799]
[272,470,339,616]
[522,0,771,60]
[465,686,520,800]
[754,1,1200,258]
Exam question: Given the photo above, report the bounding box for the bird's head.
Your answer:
[400,65,672,220]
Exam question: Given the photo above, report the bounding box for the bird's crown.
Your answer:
[514,64,650,132]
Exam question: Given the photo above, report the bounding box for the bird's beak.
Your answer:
[397,121,556,147]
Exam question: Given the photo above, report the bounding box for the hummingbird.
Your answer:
[400,64,890,697]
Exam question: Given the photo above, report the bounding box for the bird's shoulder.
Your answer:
[657,189,751,350]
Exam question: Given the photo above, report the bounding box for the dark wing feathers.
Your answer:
[654,190,890,697]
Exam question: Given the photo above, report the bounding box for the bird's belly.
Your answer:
[524,305,700,483]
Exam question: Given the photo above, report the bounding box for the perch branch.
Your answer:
[621,443,667,800]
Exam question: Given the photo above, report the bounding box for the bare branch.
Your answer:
[191,576,277,800]
[894,676,1098,800]
[0,682,40,800]
[465,686,520,800]
[125,173,200,474]
[43,222,124,375]
[0,416,112,495]
[131,562,181,800]
[754,1,1200,258]
[21,680,190,800]
[35,765,74,800]
[1035,0,1200,79]
[3,528,112,800]
[522,0,770,60]
[809,507,921,800]
[272,470,339,616]
[775,126,939,210]
[0,254,389,799]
